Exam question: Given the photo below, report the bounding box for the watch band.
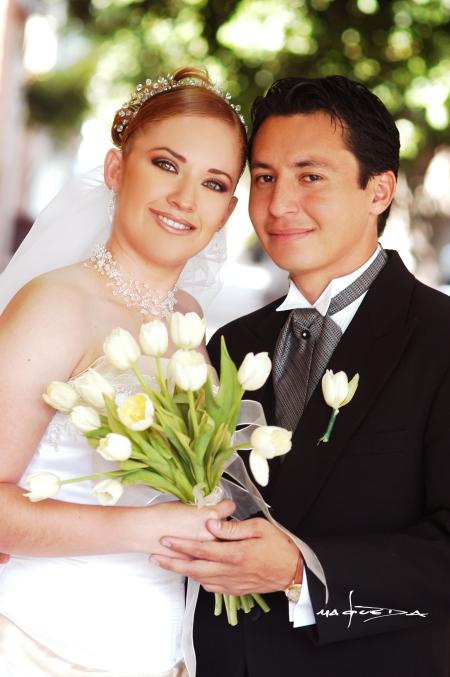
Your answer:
[284,551,303,603]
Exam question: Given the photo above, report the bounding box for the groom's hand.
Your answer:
[151,517,302,595]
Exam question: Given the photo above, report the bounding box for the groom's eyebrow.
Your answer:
[292,159,331,169]
[251,158,332,170]
[251,161,272,170]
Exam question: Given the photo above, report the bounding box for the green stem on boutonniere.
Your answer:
[318,408,339,445]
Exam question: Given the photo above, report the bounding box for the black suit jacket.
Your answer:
[194,251,450,677]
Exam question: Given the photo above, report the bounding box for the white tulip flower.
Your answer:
[70,406,102,433]
[249,426,292,486]
[117,393,155,431]
[73,369,115,409]
[169,349,208,391]
[42,381,79,412]
[103,328,140,370]
[93,478,124,505]
[321,370,359,410]
[249,451,270,487]
[97,433,132,461]
[250,426,293,459]
[237,352,272,391]
[139,320,169,357]
[24,472,61,502]
[319,369,360,444]
[170,312,206,350]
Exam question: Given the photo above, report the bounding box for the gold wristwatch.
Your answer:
[284,552,303,603]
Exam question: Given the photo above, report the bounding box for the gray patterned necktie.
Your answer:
[273,249,387,431]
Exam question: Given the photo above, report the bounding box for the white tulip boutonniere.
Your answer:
[318,369,359,444]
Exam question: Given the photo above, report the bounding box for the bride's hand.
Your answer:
[143,499,235,558]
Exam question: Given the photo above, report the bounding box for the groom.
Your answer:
[154,76,450,676]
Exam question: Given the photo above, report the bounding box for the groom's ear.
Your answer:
[218,195,238,230]
[104,149,123,192]
[368,170,396,217]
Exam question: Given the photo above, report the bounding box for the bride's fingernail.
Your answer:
[161,538,172,548]
[150,556,161,567]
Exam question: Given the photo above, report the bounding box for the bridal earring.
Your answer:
[108,192,117,223]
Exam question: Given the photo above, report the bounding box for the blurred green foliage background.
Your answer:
[26,0,450,188]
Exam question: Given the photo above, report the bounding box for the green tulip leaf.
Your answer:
[192,412,215,464]
[205,336,242,430]
[85,425,111,440]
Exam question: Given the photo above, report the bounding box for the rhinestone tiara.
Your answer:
[113,75,247,140]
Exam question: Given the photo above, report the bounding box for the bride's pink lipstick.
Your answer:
[149,208,196,235]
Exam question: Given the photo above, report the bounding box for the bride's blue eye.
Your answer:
[203,179,226,192]
[153,159,177,173]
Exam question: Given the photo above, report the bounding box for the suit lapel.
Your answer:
[268,252,417,531]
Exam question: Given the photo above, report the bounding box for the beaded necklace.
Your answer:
[86,244,177,318]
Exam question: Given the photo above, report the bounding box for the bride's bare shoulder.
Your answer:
[0,262,95,378]
[2,261,94,323]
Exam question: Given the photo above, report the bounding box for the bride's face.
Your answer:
[105,115,242,270]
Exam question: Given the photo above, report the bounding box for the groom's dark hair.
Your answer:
[248,76,400,234]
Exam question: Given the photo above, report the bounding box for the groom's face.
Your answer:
[249,112,381,288]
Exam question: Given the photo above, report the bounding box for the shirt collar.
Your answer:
[277,245,381,316]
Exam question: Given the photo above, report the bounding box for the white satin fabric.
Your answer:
[0,357,187,676]
[0,615,187,677]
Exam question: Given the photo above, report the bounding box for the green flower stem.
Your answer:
[223,594,231,624]
[229,442,252,452]
[227,594,238,626]
[318,408,339,444]
[131,363,152,397]
[59,470,130,485]
[214,591,270,624]
[155,355,170,401]
[240,594,252,613]
[214,593,223,616]
[188,390,199,438]
[252,593,270,613]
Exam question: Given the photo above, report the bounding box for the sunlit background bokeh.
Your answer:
[1,0,450,333]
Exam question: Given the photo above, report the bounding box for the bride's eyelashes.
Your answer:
[153,158,177,173]
[152,157,228,193]
[203,178,227,193]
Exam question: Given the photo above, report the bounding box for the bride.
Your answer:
[0,67,246,676]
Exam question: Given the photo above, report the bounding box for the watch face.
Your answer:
[285,585,302,603]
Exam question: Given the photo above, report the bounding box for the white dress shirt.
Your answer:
[276,247,381,628]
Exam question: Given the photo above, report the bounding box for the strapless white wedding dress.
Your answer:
[0,356,187,676]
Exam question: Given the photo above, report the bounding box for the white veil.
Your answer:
[0,166,227,313]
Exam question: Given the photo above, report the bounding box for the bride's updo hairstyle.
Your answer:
[111,66,247,176]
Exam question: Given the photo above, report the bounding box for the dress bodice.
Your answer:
[0,356,186,674]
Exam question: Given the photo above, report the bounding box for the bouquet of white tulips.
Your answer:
[30,312,293,625]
